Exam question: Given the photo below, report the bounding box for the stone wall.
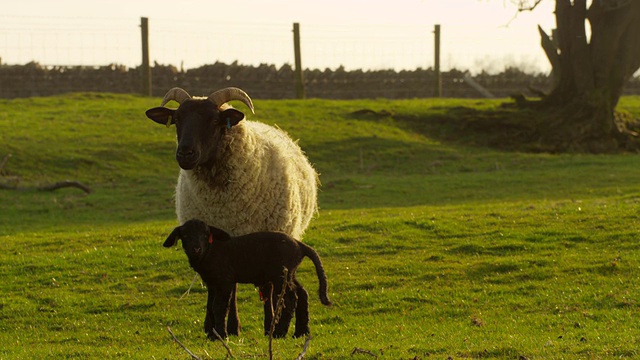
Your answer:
[2,61,640,99]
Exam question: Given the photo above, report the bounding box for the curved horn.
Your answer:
[207,87,255,114]
[160,87,192,107]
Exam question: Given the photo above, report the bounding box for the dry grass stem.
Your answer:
[180,272,200,300]
[268,267,290,360]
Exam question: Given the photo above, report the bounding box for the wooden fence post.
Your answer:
[433,24,442,97]
[293,22,305,99]
[140,17,152,97]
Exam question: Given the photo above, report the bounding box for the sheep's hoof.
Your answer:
[270,331,288,339]
[293,330,310,338]
[227,317,241,336]
[206,331,227,341]
[226,326,240,336]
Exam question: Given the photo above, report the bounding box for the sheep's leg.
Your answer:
[204,288,217,339]
[261,283,275,335]
[210,284,234,340]
[272,282,297,338]
[226,283,240,336]
[292,279,310,338]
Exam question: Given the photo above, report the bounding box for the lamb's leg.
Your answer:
[204,288,217,339]
[261,283,274,335]
[209,284,234,341]
[272,282,297,338]
[293,279,310,338]
[226,283,240,336]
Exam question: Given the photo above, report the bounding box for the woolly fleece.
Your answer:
[175,119,318,239]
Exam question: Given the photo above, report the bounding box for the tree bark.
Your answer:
[530,0,640,151]
[589,0,640,107]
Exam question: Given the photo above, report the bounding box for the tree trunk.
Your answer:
[535,0,640,151]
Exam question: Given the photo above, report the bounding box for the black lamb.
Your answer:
[163,219,332,340]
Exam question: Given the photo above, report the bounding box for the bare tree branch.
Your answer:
[513,0,544,11]
[167,326,202,360]
[503,0,545,27]
[351,347,378,358]
[295,335,312,360]
[269,268,290,360]
[0,154,92,194]
[0,180,92,194]
[0,183,18,190]
[208,326,234,358]
[37,181,92,194]
[0,154,11,174]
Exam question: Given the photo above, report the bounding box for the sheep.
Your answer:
[163,219,332,340]
[145,87,319,334]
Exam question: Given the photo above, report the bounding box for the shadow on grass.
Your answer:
[390,105,541,153]
[309,106,640,210]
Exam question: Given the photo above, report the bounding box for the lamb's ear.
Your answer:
[209,226,231,241]
[220,109,245,128]
[146,107,176,127]
[163,227,181,247]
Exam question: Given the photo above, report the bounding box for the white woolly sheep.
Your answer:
[145,87,319,335]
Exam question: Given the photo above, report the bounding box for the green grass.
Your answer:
[2,93,640,358]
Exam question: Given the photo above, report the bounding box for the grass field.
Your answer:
[1,93,640,359]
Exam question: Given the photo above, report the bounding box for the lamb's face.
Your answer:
[164,219,212,263]
[173,100,245,170]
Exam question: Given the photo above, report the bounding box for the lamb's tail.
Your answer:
[300,242,332,306]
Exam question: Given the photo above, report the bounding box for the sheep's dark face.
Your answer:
[174,100,223,170]
[164,219,212,263]
[146,99,246,170]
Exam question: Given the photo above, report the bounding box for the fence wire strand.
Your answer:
[0,15,550,73]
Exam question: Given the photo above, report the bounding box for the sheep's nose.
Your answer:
[177,148,195,158]
[176,148,199,170]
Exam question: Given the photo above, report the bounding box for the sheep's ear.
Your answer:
[163,227,181,247]
[209,226,231,241]
[146,107,176,127]
[220,109,245,129]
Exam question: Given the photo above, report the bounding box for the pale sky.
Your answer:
[2,0,558,73]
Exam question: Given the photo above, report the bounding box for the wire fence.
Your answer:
[0,15,549,73]
[0,16,137,67]
[3,15,639,99]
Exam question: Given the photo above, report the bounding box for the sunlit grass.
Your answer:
[1,94,640,358]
